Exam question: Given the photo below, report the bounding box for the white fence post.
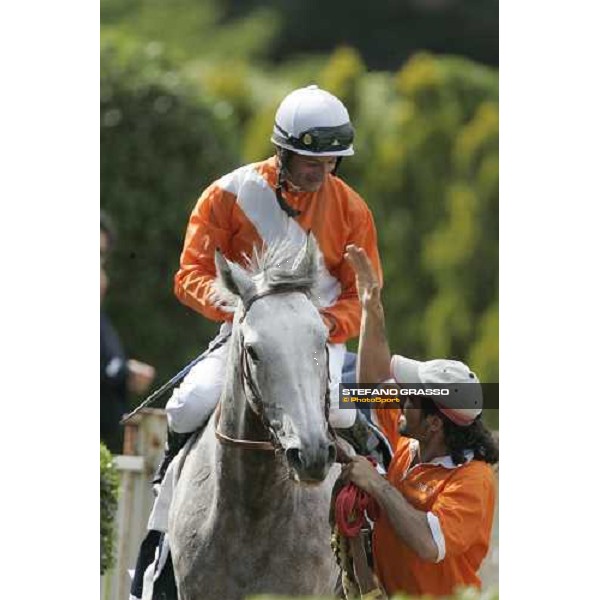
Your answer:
[101,408,167,600]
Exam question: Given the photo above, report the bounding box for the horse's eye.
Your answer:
[246,345,260,362]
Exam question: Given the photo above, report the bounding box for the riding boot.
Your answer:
[152,428,195,486]
[335,410,393,470]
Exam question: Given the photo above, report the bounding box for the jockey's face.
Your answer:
[286,154,337,192]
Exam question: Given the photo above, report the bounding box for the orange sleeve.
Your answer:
[321,206,383,343]
[173,183,236,322]
[431,465,496,557]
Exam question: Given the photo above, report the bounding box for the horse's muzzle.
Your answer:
[285,440,336,483]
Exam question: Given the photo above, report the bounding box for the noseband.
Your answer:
[215,286,333,452]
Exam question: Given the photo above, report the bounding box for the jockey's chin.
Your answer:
[299,177,325,193]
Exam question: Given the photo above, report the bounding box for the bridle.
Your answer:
[214,286,334,452]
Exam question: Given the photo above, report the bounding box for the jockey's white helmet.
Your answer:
[271,85,355,157]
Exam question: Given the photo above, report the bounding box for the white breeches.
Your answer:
[165,323,356,433]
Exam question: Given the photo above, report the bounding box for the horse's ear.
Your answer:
[215,249,255,300]
[292,232,319,284]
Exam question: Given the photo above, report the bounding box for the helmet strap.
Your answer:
[332,157,343,176]
[275,148,301,218]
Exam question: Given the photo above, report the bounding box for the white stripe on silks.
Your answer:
[220,164,342,308]
[220,164,297,248]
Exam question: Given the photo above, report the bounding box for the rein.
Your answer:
[214,402,276,451]
[214,286,334,451]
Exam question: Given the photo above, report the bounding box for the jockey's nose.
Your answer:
[285,440,335,482]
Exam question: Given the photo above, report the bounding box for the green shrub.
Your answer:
[100,443,120,574]
[349,53,498,382]
[101,39,239,391]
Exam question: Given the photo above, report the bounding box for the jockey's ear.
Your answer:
[215,249,256,301]
[292,233,319,288]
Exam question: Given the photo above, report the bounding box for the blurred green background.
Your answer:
[101,0,499,408]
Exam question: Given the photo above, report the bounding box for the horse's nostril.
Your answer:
[286,447,304,472]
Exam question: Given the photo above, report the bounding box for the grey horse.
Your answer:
[169,237,342,600]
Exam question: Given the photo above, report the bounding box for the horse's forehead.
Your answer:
[243,294,324,340]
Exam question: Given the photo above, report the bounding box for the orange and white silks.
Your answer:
[174,155,382,343]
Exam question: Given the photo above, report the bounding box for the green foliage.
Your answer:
[100,443,120,574]
[318,46,366,117]
[100,21,498,394]
[224,0,498,70]
[101,39,239,386]
[242,98,280,163]
[101,0,281,64]
[348,53,498,382]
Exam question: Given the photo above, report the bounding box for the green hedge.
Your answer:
[101,40,239,393]
[359,53,499,383]
[100,442,120,574]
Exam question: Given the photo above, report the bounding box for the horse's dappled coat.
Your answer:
[169,239,342,600]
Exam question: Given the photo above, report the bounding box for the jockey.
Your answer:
[153,85,385,483]
[131,86,385,600]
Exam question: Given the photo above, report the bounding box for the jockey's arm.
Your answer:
[174,184,235,322]
[321,207,383,344]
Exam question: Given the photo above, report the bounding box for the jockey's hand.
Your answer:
[345,245,382,313]
[127,359,156,395]
[320,312,337,335]
[341,455,382,495]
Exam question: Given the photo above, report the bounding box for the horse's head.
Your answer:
[213,236,336,483]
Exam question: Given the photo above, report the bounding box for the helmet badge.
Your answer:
[302,133,312,146]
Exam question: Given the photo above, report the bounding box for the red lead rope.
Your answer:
[335,458,381,537]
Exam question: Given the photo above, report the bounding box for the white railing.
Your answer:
[101,409,168,600]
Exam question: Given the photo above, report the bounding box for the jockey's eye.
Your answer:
[246,345,260,362]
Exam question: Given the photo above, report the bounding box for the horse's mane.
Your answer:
[210,238,320,312]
